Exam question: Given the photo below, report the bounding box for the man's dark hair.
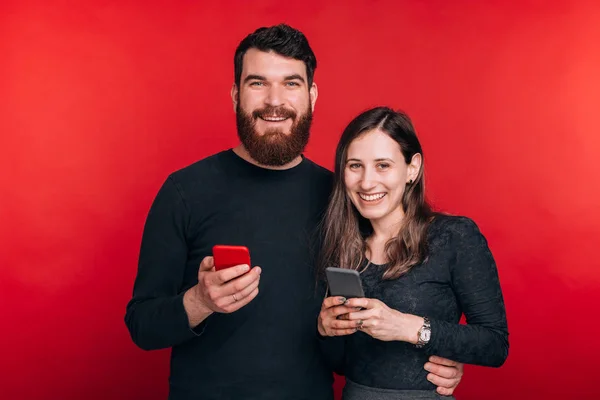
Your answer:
[234,24,317,87]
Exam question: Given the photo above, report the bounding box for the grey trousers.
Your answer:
[342,379,456,400]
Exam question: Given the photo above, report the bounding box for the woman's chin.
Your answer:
[356,209,384,221]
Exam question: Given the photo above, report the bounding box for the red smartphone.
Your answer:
[212,245,251,271]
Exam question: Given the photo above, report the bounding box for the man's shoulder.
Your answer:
[302,157,334,183]
[169,150,231,184]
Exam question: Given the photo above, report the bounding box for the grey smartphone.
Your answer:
[325,267,365,298]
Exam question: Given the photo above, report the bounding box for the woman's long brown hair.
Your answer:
[318,106,435,280]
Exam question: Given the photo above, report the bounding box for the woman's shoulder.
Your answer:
[428,214,484,242]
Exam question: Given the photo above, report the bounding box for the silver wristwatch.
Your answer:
[415,317,431,348]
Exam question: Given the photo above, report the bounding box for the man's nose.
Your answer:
[264,85,285,107]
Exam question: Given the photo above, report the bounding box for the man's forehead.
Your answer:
[241,49,307,79]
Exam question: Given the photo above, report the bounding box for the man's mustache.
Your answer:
[252,106,296,120]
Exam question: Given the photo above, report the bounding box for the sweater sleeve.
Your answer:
[124,176,206,350]
[317,330,347,375]
[424,217,509,367]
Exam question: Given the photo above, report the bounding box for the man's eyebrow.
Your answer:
[243,74,266,83]
[284,74,305,83]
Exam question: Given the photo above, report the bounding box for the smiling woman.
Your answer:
[317,106,509,399]
[344,130,422,227]
[321,107,432,279]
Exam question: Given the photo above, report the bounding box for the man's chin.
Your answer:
[256,128,292,138]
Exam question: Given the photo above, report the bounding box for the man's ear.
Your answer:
[231,83,239,112]
[309,82,318,112]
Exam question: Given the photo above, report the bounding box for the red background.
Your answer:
[2,1,599,399]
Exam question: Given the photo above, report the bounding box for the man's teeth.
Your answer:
[359,193,386,201]
[260,116,287,121]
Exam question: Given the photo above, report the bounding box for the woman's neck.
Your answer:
[369,208,405,242]
[366,208,405,264]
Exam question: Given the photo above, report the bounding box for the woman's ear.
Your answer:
[407,153,422,183]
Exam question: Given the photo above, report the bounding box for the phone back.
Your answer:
[212,245,251,271]
[325,267,365,298]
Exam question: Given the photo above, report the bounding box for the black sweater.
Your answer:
[320,215,509,390]
[125,150,334,400]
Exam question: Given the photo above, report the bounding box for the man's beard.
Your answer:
[236,102,312,166]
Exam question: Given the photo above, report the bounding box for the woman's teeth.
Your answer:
[359,193,386,201]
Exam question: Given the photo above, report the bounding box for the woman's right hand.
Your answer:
[318,296,361,337]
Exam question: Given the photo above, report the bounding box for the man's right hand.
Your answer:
[183,256,261,327]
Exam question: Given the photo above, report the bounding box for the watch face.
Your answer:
[421,330,431,342]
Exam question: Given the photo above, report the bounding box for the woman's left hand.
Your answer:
[343,297,424,343]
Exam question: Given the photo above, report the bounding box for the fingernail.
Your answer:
[339,297,346,304]
[427,374,433,381]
